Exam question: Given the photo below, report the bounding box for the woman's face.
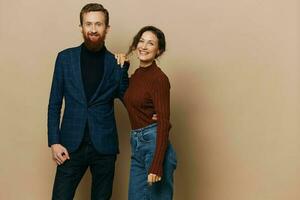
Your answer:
[136,31,160,66]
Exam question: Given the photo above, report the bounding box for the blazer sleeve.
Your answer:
[47,52,64,147]
[116,61,129,102]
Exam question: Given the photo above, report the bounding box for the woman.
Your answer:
[117,26,177,200]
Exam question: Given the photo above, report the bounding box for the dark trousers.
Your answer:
[52,142,116,200]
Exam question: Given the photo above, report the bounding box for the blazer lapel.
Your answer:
[71,46,87,104]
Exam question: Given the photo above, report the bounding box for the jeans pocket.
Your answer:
[138,132,154,143]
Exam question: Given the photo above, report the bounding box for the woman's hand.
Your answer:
[152,114,157,121]
[147,173,162,185]
[114,53,129,67]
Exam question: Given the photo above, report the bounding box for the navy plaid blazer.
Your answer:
[47,45,129,154]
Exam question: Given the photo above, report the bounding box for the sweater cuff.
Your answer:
[149,162,163,177]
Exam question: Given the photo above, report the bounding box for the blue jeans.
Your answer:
[128,123,177,200]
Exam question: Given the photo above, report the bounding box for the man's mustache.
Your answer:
[88,33,100,36]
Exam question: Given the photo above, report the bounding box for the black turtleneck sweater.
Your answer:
[81,43,105,101]
[80,43,106,143]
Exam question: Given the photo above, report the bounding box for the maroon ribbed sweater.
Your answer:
[124,62,171,177]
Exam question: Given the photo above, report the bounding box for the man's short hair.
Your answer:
[80,3,109,26]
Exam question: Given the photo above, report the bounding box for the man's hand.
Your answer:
[114,53,129,67]
[147,173,162,186]
[51,144,70,165]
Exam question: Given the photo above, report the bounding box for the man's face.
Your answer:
[81,11,109,51]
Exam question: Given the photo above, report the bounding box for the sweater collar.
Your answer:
[138,61,157,72]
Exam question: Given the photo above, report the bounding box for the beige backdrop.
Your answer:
[0,0,300,199]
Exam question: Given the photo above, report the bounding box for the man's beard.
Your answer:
[83,32,105,51]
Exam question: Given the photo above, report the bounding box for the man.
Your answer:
[47,3,128,199]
